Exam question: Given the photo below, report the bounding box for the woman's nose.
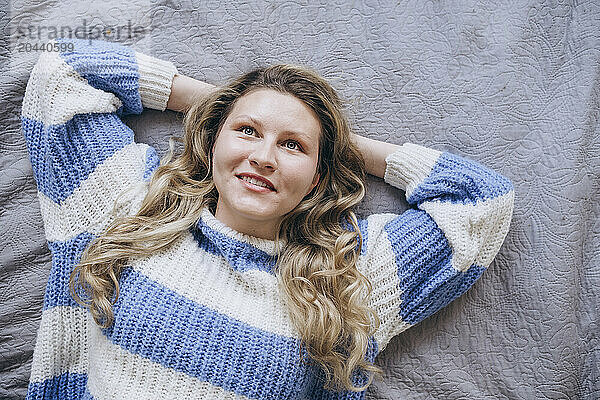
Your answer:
[248,139,277,169]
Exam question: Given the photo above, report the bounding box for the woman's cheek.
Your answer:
[290,160,318,192]
[216,137,247,164]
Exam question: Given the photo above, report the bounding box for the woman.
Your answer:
[22,37,514,399]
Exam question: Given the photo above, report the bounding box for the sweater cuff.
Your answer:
[383,143,442,197]
[134,52,178,111]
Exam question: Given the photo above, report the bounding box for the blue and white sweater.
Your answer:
[21,38,514,400]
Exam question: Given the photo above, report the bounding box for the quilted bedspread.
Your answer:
[1,0,598,399]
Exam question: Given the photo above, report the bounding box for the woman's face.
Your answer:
[211,88,321,238]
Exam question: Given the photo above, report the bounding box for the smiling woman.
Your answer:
[211,89,322,240]
[22,37,514,400]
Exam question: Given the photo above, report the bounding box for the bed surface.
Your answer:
[1,0,598,398]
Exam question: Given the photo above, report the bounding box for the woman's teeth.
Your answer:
[240,176,272,189]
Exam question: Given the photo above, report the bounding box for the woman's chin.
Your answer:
[232,203,278,220]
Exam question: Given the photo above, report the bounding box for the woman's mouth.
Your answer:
[236,175,276,192]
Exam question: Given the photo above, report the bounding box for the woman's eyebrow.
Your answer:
[234,114,264,129]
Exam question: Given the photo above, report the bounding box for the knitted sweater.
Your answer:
[21,38,514,400]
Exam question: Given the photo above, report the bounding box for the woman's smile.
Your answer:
[236,174,276,192]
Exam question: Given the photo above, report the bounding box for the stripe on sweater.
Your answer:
[383,209,486,325]
[44,233,95,310]
[26,371,89,400]
[143,146,160,181]
[131,231,300,338]
[56,37,143,115]
[420,190,515,271]
[22,114,135,205]
[100,266,315,399]
[43,232,298,339]
[28,306,90,383]
[358,212,413,350]
[35,142,153,242]
[408,152,514,205]
[87,327,257,400]
[192,222,279,274]
[20,46,123,126]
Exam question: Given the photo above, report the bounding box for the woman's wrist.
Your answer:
[166,74,218,113]
[351,133,401,179]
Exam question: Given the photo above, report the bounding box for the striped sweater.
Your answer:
[21,38,514,400]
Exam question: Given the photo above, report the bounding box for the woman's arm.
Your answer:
[22,38,178,242]
[166,74,217,113]
[350,134,401,178]
[350,140,514,352]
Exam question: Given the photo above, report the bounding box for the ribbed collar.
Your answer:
[197,206,286,256]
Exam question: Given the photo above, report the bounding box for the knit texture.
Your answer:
[21,38,514,400]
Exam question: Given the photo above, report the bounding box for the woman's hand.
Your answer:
[166,74,218,113]
[350,134,402,179]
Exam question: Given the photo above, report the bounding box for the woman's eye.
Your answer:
[238,126,301,151]
[285,141,301,150]
[240,126,255,136]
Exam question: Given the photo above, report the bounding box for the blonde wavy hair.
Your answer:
[70,64,383,392]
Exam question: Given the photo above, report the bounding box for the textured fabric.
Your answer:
[20,37,513,399]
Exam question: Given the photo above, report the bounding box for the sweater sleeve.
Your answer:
[356,143,514,352]
[21,37,178,243]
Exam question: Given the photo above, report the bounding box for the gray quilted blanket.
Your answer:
[1,0,598,399]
